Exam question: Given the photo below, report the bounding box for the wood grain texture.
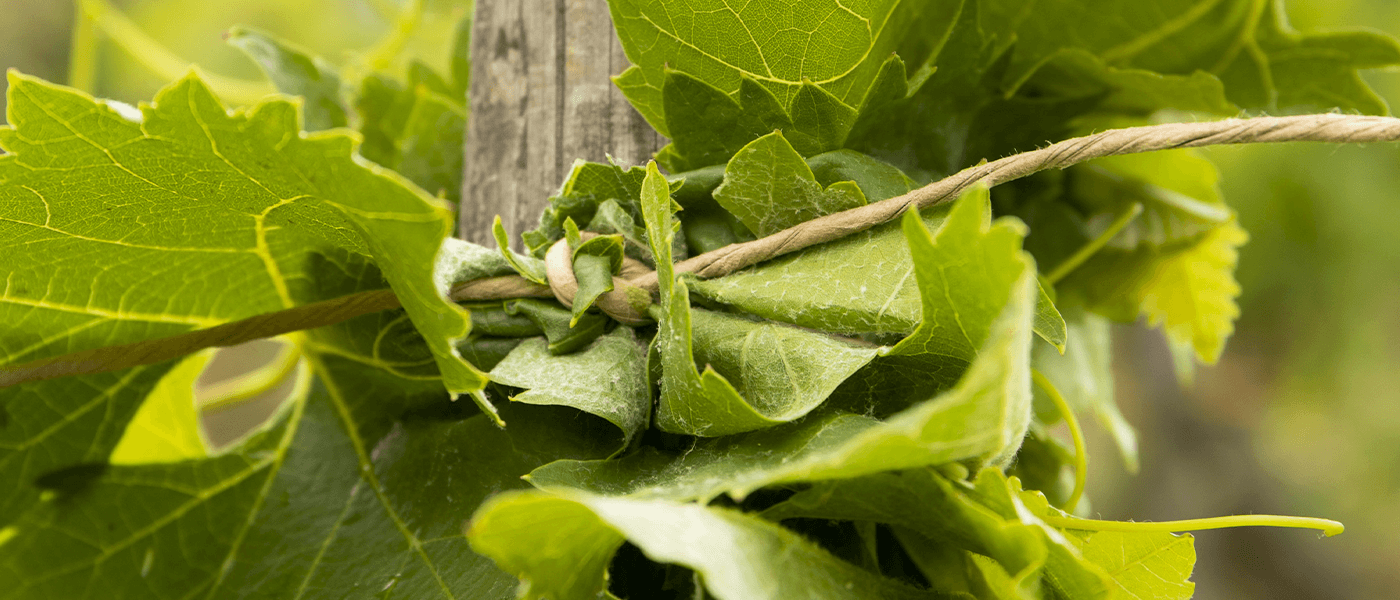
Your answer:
[460,0,663,246]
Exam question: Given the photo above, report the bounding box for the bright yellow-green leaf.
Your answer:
[108,350,216,465]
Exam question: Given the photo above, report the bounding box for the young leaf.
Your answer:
[805,149,916,202]
[521,160,648,255]
[0,72,488,405]
[225,27,347,131]
[1069,530,1197,600]
[504,299,609,356]
[642,162,878,436]
[468,490,941,600]
[569,231,625,324]
[712,131,867,237]
[1065,221,1248,365]
[530,187,1040,498]
[492,216,549,284]
[489,329,651,448]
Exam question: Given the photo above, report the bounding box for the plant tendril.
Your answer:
[1032,369,1087,513]
[1041,514,1346,537]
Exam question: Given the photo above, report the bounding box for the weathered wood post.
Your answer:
[459,0,663,245]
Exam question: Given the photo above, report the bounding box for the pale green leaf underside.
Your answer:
[531,189,1039,500]
[714,131,867,237]
[489,329,651,447]
[0,73,484,396]
[644,161,880,436]
[469,490,941,600]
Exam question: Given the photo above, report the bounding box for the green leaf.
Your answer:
[569,228,625,324]
[0,72,487,403]
[1010,480,1197,599]
[0,364,175,527]
[643,162,879,436]
[1033,297,1139,471]
[503,299,610,356]
[226,27,347,131]
[691,185,1065,360]
[108,351,215,465]
[607,0,943,138]
[489,329,651,448]
[468,490,943,600]
[713,131,867,237]
[522,160,649,255]
[493,216,549,284]
[761,468,1127,598]
[1065,220,1248,365]
[982,0,1400,113]
[806,149,916,202]
[656,71,791,172]
[531,187,1038,498]
[1067,147,1231,251]
[0,327,621,599]
[1069,530,1196,600]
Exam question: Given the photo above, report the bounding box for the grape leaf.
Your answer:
[467,490,944,600]
[983,0,1400,114]
[393,88,466,204]
[761,468,1122,599]
[0,73,489,408]
[1068,150,1232,251]
[0,325,621,599]
[521,160,649,256]
[226,27,347,131]
[690,188,1065,351]
[1012,481,1197,600]
[0,364,175,527]
[805,149,916,202]
[642,162,880,436]
[489,329,651,448]
[1065,220,1248,364]
[1070,531,1197,600]
[713,131,867,236]
[530,188,1039,498]
[606,0,951,137]
[108,350,215,465]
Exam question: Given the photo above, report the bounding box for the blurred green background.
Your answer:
[2,1,1396,598]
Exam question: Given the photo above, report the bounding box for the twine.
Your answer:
[6,114,1400,385]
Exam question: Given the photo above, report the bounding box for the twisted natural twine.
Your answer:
[478,113,1400,316]
[5,114,1400,386]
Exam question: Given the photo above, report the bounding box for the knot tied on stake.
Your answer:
[543,233,655,326]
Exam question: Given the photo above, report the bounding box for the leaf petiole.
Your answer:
[1045,202,1144,285]
[1042,514,1345,537]
[1032,369,1087,512]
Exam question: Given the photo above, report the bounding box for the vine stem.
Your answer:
[1045,202,1144,285]
[7,114,1400,385]
[1041,514,1345,538]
